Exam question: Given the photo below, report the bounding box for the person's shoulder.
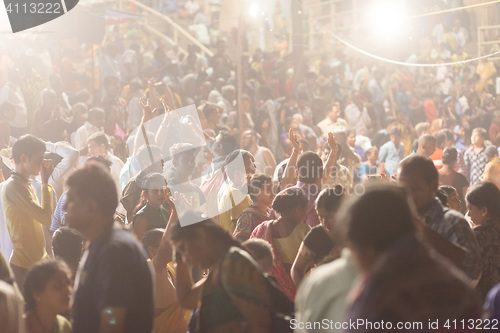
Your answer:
[295,222,311,235]
[299,249,356,291]
[56,314,72,333]
[305,225,327,240]
[442,207,470,227]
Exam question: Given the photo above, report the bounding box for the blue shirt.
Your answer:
[377,141,405,176]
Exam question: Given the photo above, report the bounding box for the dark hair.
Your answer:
[170,143,196,161]
[389,126,402,137]
[52,227,83,274]
[215,131,239,156]
[272,187,308,215]
[315,186,344,212]
[436,188,448,206]
[466,181,500,218]
[439,185,457,196]
[142,172,167,190]
[24,260,70,312]
[141,228,164,258]
[170,215,240,249]
[248,174,272,202]
[339,183,416,253]
[485,146,498,159]
[202,103,220,118]
[88,132,109,150]
[297,152,323,183]
[399,155,438,184]
[66,165,118,217]
[242,239,274,262]
[442,147,458,166]
[12,135,46,163]
[85,155,113,169]
[434,130,447,147]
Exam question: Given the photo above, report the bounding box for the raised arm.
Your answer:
[280,128,301,189]
[322,132,338,184]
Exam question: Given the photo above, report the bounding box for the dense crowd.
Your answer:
[2,2,500,332]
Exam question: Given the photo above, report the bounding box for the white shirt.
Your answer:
[45,142,79,199]
[317,117,348,138]
[295,249,359,333]
[107,152,124,195]
[344,103,372,137]
[0,82,27,128]
[72,122,102,165]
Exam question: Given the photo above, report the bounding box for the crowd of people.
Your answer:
[2,2,500,332]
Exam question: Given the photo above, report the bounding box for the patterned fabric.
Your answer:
[464,146,489,185]
[233,205,269,240]
[198,247,272,333]
[423,199,481,282]
[250,220,300,299]
[347,236,482,333]
[483,157,500,190]
[473,218,500,300]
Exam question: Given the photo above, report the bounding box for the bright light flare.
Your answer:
[249,2,259,18]
[367,2,406,40]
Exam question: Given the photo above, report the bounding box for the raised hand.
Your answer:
[289,128,301,152]
[327,132,338,156]
[140,97,158,122]
[41,159,54,184]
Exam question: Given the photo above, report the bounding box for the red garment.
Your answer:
[250,220,297,300]
[431,147,444,169]
[424,99,438,124]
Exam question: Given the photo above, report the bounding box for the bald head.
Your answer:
[417,134,437,157]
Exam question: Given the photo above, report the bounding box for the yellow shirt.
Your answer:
[274,223,310,265]
[483,157,500,190]
[1,173,53,268]
[217,184,251,235]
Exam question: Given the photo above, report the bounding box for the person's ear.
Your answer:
[20,153,28,164]
[172,159,178,168]
[480,206,489,217]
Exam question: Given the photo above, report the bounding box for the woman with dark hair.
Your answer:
[133,173,170,240]
[250,187,310,299]
[24,260,72,333]
[466,181,500,299]
[438,185,462,212]
[291,186,345,285]
[233,174,274,241]
[170,213,275,333]
[439,147,469,212]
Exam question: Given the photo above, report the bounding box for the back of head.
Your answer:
[297,152,323,184]
[272,187,308,215]
[399,155,438,185]
[466,181,500,218]
[418,134,436,148]
[485,145,498,159]
[88,107,104,120]
[170,213,239,249]
[434,130,447,147]
[338,183,416,254]
[315,185,345,213]
[389,126,401,137]
[442,147,458,166]
[242,238,274,262]
[52,227,84,273]
[66,165,118,218]
[12,135,46,164]
[141,228,164,257]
